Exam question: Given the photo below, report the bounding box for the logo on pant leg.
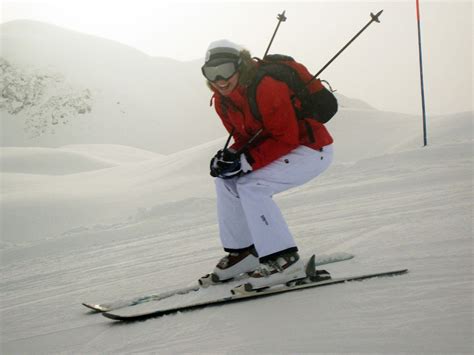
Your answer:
[260,215,269,226]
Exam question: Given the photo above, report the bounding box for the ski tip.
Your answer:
[102,311,125,321]
[103,311,151,322]
[82,303,110,312]
[102,312,137,323]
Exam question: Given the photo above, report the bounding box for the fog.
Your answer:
[2,0,472,116]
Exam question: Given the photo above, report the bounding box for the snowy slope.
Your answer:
[1,20,375,155]
[0,108,472,353]
[2,109,467,245]
[0,20,221,153]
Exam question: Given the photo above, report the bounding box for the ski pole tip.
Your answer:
[278,10,287,22]
[371,9,383,23]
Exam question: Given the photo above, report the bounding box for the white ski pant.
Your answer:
[215,144,333,259]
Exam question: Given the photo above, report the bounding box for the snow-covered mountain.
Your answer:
[1,20,375,154]
[0,20,221,153]
[1,57,93,137]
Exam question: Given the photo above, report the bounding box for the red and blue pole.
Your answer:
[416,0,428,146]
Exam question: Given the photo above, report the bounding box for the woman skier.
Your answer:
[201,39,335,290]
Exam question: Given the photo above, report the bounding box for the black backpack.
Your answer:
[247,54,338,124]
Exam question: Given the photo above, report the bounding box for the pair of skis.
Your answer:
[82,253,408,322]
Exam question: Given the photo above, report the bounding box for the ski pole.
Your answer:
[228,10,384,155]
[263,10,287,58]
[306,10,384,86]
[222,127,235,152]
[235,128,263,155]
[220,10,287,151]
[415,0,428,146]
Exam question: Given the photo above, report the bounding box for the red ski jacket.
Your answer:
[213,76,333,170]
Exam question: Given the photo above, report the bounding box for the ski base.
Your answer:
[102,268,408,322]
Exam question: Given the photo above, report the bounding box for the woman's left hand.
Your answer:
[210,149,252,179]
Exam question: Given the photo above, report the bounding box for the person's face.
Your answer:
[210,72,240,96]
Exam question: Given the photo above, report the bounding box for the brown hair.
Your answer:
[237,49,258,87]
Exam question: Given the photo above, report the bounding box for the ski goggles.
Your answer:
[201,61,240,82]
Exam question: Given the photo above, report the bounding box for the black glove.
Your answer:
[210,149,252,179]
[210,149,239,177]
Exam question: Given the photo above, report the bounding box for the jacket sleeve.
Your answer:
[247,77,300,170]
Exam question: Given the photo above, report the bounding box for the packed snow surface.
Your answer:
[1,108,472,354]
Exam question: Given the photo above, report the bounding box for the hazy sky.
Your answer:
[2,0,472,116]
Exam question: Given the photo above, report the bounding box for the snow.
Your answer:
[1,109,472,353]
[1,21,473,355]
[0,20,223,153]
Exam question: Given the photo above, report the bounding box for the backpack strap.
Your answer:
[247,60,313,122]
[246,67,269,122]
[246,60,319,142]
